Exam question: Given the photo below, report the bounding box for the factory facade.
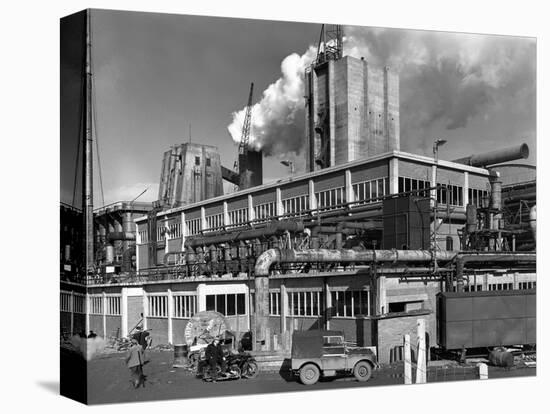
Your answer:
[60,15,536,365]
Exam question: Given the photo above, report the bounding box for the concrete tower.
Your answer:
[305,55,400,171]
[158,143,224,208]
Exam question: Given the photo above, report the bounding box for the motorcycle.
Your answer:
[196,350,259,381]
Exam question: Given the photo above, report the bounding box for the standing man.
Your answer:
[133,326,151,362]
[126,338,145,388]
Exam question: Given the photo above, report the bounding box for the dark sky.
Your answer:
[81,9,535,205]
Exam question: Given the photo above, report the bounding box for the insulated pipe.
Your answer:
[106,232,136,242]
[453,143,529,167]
[254,248,459,277]
[184,221,304,248]
[122,246,136,272]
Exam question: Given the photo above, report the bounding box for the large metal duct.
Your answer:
[453,143,529,167]
[254,248,458,277]
[106,232,135,242]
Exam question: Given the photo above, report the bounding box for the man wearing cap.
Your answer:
[126,338,145,388]
[205,337,226,382]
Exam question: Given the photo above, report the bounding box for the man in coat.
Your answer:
[126,338,145,388]
[205,337,226,382]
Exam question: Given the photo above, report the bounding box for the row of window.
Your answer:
[282,195,309,215]
[316,187,344,210]
[205,293,246,316]
[354,177,389,204]
[254,202,276,221]
[398,176,431,196]
[205,213,224,231]
[60,292,85,314]
[463,281,537,292]
[227,208,249,228]
[186,218,201,236]
[147,295,198,318]
[437,183,464,206]
[468,188,489,208]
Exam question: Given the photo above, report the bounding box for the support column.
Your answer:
[201,207,207,232]
[142,291,148,330]
[309,179,317,212]
[85,293,90,335]
[180,211,186,251]
[102,292,107,338]
[248,195,255,224]
[404,334,412,384]
[254,275,270,351]
[121,289,128,337]
[167,289,173,345]
[325,280,331,330]
[280,283,287,333]
[135,222,141,272]
[389,158,399,194]
[222,202,229,230]
[376,275,386,315]
[416,319,427,384]
[276,188,283,218]
[464,172,469,206]
[345,170,354,204]
[70,291,74,335]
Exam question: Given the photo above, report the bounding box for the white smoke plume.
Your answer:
[70,334,106,361]
[227,46,317,156]
[227,26,535,156]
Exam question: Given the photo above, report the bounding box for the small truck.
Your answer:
[291,330,378,385]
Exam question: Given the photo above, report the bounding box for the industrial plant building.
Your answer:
[60,15,536,365]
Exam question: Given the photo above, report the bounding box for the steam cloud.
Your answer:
[227,26,535,156]
[70,335,106,361]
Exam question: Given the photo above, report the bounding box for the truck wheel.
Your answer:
[300,363,320,385]
[353,361,372,382]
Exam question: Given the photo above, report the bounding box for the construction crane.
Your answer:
[234,82,254,174]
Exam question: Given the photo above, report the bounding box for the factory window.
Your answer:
[60,291,71,312]
[147,294,167,318]
[195,156,200,166]
[269,291,281,316]
[138,230,148,244]
[206,157,211,167]
[353,177,389,205]
[468,188,489,208]
[72,293,85,314]
[106,296,121,316]
[398,177,431,197]
[156,224,165,241]
[282,195,309,216]
[167,223,182,239]
[315,187,344,210]
[89,296,103,315]
[288,291,324,317]
[519,281,536,290]
[254,201,276,222]
[205,293,246,316]
[205,213,224,231]
[228,208,249,227]
[330,290,370,318]
[437,183,464,206]
[464,284,483,292]
[186,218,202,235]
[488,282,514,291]
[173,294,197,318]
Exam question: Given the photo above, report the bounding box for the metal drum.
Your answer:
[173,344,188,368]
[488,348,514,368]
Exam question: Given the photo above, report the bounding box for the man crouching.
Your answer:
[126,338,145,388]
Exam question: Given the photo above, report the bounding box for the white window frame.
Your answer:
[330,289,370,318]
[105,295,122,316]
[172,294,197,318]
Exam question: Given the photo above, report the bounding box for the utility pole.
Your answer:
[84,8,94,278]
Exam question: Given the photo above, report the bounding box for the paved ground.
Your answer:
[86,350,536,405]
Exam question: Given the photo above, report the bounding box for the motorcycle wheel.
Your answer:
[242,361,258,379]
[229,364,241,378]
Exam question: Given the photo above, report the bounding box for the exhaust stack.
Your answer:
[453,143,529,167]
